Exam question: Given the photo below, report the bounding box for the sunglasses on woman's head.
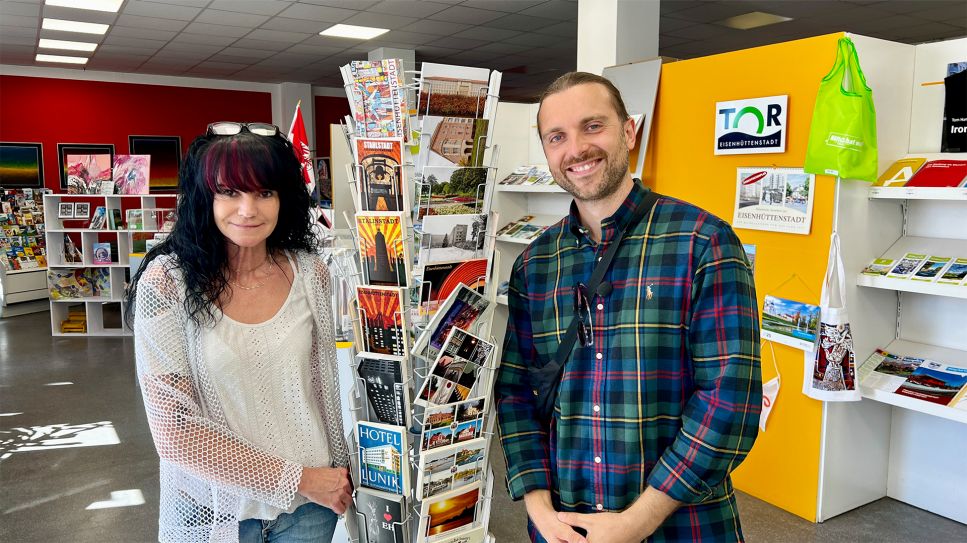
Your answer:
[207,122,280,137]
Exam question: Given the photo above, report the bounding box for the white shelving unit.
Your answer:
[42,193,175,336]
[817,36,967,525]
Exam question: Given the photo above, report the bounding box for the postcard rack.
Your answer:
[339,59,504,543]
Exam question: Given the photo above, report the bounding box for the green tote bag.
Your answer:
[804,37,878,181]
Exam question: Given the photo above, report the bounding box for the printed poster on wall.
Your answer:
[714,95,787,155]
[733,167,815,235]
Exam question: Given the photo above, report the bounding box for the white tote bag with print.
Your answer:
[804,232,861,401]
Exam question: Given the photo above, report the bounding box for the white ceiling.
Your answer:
[0,0,964,101]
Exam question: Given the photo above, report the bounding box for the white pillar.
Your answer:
[577,0,660,74]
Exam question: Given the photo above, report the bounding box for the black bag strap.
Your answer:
[551,188,659,366]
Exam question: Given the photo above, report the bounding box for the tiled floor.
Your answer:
[1,311,965,542]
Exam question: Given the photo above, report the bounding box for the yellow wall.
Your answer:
[643,33,844,521]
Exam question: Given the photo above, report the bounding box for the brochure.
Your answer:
[858,349,967,410]
[886,253,928,279]
[861,258,895,276]
[936,258,967,285]
[910,255,951,282]
[905,159,967,188]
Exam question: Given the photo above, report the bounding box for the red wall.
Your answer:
[314,95,351,159]
[0,75,272,193]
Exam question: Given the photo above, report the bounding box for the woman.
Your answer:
[125,122,352,543]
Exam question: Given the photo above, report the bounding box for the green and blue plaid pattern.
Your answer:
[496,181,762,542]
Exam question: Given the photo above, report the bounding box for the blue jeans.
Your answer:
[238,502,337,543]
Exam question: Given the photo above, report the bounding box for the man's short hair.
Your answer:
[536,71,630,135]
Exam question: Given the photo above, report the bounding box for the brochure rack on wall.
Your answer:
[339,59,503,543]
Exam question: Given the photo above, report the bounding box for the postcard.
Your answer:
[415,166,488,218]
[418,63,491,119]
[356,285,407,357]
[356,211,410,287]
[416,437,487,501]
[356,138,406,212]
[413,284,490,361]
[761,295,820,352]
[357,420,409,495]
[415,327,494,407]
[419,259,488,317]
[418,214,488,266]
[416,482,482,541]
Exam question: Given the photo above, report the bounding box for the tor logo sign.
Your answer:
[714,95,788,155]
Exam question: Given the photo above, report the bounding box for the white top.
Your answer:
[202,258,331,520]
[134,251,349,543]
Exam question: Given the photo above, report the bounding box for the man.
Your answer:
[495,72,761,543]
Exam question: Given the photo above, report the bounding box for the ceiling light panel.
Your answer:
[45,0,123,13]
[36,53,89,64]
[42,18,110,34]
[720,12,793,31]
[38,38,98,52]
[319,24,389,40]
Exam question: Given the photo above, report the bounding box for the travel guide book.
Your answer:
[356,211,410,287]
[357,420,409,495]
[872,157,926,187]
[356,138,405,212]
[356,285,407,357]
[355,487,408,543]
[904,159,967,187]
[412,283,491,362]
[356,354,410,427]
[415,327,494,407]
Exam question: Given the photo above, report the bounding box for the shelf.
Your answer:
[4,268,46,275]
[857,274,967,299]
[856,235,967,299]
[869,186,967,200]
[495,236,533,245]
[51,297,122,303]
[48,263,128,268]
[496,184,566,193]
[53,330,131,337]
[860,339,967,425]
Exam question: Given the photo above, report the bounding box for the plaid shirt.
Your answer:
[496,180,761,542]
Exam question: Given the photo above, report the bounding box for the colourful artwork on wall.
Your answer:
[113,154,150,195]
[0,142,43,188]
[57,143,114,191]
[65,154,112,194]
[129,136,181,192]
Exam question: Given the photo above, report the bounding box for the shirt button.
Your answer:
[594,456,601,464]
[595,352,602,360]
[593,404,600,413]
[596,303,603,310]
[596,503,604,511]
[597,256,602,261]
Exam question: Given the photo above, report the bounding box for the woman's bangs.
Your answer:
[202,137,281,193]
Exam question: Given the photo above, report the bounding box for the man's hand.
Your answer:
[297,466,353,515]
[524,490,588,543]
[557,511,651,543]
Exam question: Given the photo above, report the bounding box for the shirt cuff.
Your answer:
[646,449,715,504]
[505,461,552,501]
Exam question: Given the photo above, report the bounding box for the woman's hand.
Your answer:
[297,466,353,515]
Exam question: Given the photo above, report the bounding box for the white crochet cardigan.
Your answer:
[134,251,349,543]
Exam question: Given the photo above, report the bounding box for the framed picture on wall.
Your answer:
[74,202,90,218]
[58,202,75,219]
[129,136,181,192]
[0,142,44,188]
[57,143,115,191]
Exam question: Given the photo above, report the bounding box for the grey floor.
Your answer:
[1,310,965,543]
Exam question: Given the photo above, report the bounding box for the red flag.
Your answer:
[287,101,315,194]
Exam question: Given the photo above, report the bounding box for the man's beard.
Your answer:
[554,144,629,203]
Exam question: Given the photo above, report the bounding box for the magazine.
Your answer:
[356,212,410,287]
[936,258,967,285]
[357,420,409,495]
[356,138,406,212]
[355,487,408,543]
[910,255,951,282]
[416,482,482,541]
[357,354,411,427]
[858,349,967,410]
[419,259,488,317]
[416,436,487,501]
[412,284,490,362]
[415,327,495,407]
[886,253,927,279]
[418,214,487,266]
[861,258,895,276]
[356,285,408,357]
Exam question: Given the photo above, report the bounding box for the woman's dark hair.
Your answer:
[124,129,317,327]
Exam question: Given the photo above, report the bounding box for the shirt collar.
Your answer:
[566,178,649,238]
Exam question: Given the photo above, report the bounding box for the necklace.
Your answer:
[229,254,273,291]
